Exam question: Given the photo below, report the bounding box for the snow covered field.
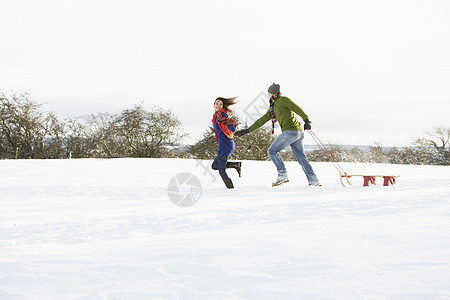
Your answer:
[1,158,450,300]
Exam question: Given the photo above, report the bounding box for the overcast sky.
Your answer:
[1,0,449,146]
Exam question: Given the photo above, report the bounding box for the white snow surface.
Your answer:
[1,158,450,300]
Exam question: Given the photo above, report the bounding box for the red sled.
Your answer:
[340,173,399,187]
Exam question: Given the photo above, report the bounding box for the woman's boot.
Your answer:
[226,161,241,177]
[223,178,234,189]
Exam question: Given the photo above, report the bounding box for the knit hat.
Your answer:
[268,83,281,94]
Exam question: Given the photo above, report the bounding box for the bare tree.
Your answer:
[0,93,49,159]
[84,113,117,157]
[113,105,187,158]
[414,127,450,165]
[187,126,217,159]
[64,113,117,158]
[233,123,276,160]
[41,112,67,158]
[65,118,90,158]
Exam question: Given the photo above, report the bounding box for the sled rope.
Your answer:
[307,130,345,173]
[307,130,351,183]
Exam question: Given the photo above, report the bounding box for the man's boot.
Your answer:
[226,161,241,177]
[272,173,289,187]
[223,178,234,189]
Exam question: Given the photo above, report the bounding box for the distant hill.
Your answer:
[170,143,401,153]
[303,144,402,152]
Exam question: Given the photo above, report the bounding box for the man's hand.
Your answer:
[304,119,312,130]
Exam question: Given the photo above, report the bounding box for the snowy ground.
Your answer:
[1,158,450,300]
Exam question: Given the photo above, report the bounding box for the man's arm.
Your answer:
[248,111,271,132]
[283,97,309,120]
[235,111,271,137]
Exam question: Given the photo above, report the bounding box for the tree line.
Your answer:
[0,93,185,159]
[1,92,449,165]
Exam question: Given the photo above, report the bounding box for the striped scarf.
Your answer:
[215,110,237,127]
[269,93,281,134]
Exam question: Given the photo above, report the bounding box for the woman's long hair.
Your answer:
[215,97,237,113]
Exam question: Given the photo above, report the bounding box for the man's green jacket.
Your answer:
[248,96,309,132]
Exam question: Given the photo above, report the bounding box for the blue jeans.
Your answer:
[211,154,229,180]
[267,130,319,185]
